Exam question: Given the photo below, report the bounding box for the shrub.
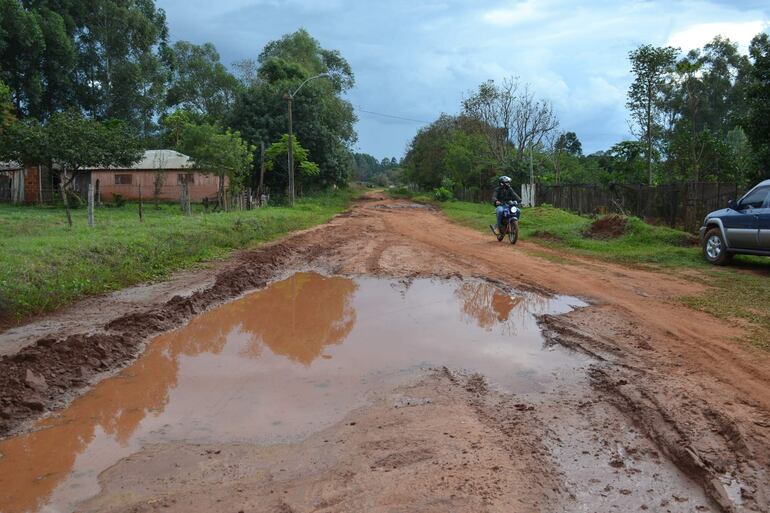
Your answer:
[433,187,453,202]
[112,193,126,208]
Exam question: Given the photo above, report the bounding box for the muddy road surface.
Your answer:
[1,194,768,513]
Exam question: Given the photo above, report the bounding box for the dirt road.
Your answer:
[1,195,768,513]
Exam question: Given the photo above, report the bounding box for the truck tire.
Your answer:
[703,227,733,265]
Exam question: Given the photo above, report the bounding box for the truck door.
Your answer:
[724,185,769,249]
[757,190,770,250]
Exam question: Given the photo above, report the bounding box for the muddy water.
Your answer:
[0,272,588,513]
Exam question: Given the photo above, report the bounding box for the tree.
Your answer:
[555,131,582,156]
[160,108,198,147]
[0,0,170,132]
[744,33,770,181]
[462,77,558,173]
[166,41,241,123]
[0,80,14,135]
[264,134,320,189]
[0,0,46,116]
[230,29,357,192]
[627,44,678,184]
[48,112,143,185]
[177,123,254,206]
[545,132,583,184]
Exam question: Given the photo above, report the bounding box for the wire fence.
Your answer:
[1,183,271,211]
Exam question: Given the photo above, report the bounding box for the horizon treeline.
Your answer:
[397,34,770,192]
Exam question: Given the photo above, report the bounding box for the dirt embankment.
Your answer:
[1,195,769,512]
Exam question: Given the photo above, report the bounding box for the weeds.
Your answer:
[0,191,353,323]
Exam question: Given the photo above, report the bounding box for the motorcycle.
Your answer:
[493,200,520,244]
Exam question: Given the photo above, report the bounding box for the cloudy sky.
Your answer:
[156,0,769,159]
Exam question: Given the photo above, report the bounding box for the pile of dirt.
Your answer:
[530,230,565,243]
[584,214,628,240]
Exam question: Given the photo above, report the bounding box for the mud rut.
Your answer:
[0,195,768,513]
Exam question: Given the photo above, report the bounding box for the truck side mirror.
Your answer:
[728,199,737,210]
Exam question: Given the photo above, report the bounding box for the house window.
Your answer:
[115,174,132,185]
[178,173,194,185]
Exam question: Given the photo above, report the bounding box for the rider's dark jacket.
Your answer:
[492,185,521,205]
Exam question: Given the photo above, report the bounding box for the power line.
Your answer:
[354,106,431,125]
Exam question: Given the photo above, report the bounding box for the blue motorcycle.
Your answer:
[491,200,521,244]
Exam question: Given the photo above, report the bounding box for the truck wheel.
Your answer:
[703,228,732,265]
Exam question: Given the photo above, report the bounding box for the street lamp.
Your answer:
[284,72,330,206]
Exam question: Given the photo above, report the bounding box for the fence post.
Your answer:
[59,179,73,228]
[138,184,144,223]
[183,182,191,216]
[87,183,95,227]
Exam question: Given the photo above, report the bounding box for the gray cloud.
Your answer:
[157,0,770,159]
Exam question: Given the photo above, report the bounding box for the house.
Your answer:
[88,149,226,203]
[0,162,55,204]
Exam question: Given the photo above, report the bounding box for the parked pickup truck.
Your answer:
[700,179,770,265]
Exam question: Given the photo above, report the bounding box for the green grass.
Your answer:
[0,190,354,323]
[441,200,770,349]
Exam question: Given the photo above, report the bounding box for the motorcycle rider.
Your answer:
[490,176,521,241]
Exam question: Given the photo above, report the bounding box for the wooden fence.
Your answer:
[454,182,746,232]
[535,183,743,232]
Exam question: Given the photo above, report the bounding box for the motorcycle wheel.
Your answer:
[508,220,519,244]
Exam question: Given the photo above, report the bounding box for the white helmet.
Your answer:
[499,176,512,184]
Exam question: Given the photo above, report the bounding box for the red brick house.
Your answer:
[88,150,226,202]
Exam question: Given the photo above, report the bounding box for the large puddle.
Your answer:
[0,272,588,513]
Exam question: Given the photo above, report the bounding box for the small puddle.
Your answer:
[0,272,588,513]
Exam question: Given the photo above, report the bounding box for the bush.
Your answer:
[388,186,412,199]
[112,193,126,208]
[433,187,453,202]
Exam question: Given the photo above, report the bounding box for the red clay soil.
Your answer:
[585,214,628,239]
[1,194,769,512]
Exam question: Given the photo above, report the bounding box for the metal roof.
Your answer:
[85,150,195,170]
[0,161,22,171]
[130,150,194,170]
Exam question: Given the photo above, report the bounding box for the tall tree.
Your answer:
[0,0,46,116]
[744,33,770,180]
[462,77,558,173]
[73,0,170,133]
[1,0,170,131]
[230,29,357,192]
[627,44,678,184]
[166,41,241,123]
[0,79,13,134]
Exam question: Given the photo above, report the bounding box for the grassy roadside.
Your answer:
[0,190,354,324]
[441,200,770,349]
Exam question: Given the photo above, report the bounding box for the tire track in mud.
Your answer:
[540,311,769,513]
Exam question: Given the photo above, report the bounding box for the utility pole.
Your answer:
[284,72,330,207]
[259,140,265,198]
[529,144,536,207]
[286,94,295,206]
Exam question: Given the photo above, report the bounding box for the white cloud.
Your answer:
[481,0,546,26]
[667,20,769,52]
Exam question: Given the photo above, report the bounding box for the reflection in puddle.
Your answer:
[0,272,587,513]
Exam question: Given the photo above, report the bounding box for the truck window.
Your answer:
[739,186,770,209]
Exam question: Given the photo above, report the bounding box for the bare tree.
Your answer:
[462,77,559,170]
[511,83,559,154]
[461,78,517,164]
